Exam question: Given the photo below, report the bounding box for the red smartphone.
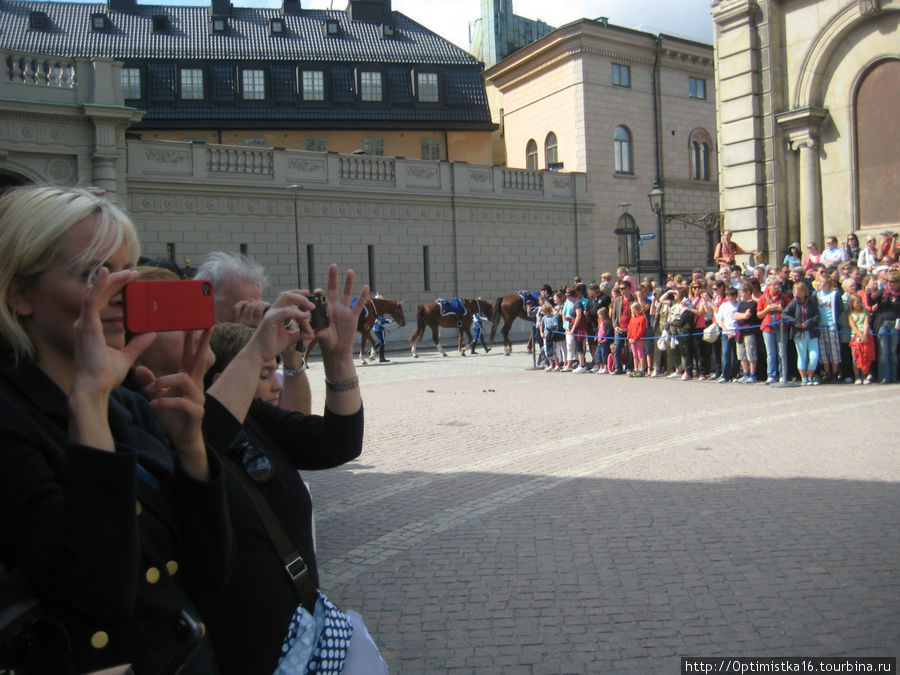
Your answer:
[124,280,215,333]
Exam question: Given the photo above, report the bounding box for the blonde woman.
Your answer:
[0,185,231,673]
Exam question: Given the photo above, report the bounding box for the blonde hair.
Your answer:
[137,266,180,282]
[0,185,140,361]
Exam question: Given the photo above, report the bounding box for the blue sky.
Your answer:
[80,0,716,48]
[292,1,714,47]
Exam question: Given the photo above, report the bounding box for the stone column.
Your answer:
[91,155,118,196]
[775,106,828,249]
[793,135,822,247]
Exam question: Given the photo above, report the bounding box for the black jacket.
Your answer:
[198,395,364,675]
[0,347,233,674]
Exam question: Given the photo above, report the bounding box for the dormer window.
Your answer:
[28,11,49,31]
[151,14,170,33]
[91,13,110,31]
[415,71,440,103]
[358,70,383,102]
[324,19,339,36]
[269,17,286,35]
[379,23,395,39]
[211,16,228,33]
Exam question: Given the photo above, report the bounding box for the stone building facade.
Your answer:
[485,19,720,278]
[0,54,590,348]
[712,0,899,259]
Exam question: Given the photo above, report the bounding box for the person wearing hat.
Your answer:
[783,242,802,267]
[858,235,879,272]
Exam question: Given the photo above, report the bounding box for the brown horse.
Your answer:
[489,293,540,355]
[304,297,406,364]
[357,297,406,364]
[409,298,493,358]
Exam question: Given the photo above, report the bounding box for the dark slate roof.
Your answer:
[0,1,494,129]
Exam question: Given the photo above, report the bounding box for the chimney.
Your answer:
[347,0,392,24]
[283,0,301,15]
[108,0,138,14]
[211,0,233,17]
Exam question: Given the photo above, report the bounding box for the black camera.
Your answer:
[309,294,329,331]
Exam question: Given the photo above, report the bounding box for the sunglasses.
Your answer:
[229,431,274,483]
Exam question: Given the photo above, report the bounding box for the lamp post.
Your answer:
[288,184,303,289]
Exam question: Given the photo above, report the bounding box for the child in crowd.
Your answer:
[716,287,740,382]
[595,307,612,374]
[783,281,820,385]
[627,301,648,377]
[734,283,759,383]
[816,275,842,383]
[540,302,562,372]
[847,293,875,384]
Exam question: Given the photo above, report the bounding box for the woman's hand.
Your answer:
[133,329,213,480]
[242,293,309,363]
[69,269,156,452]
[71,268,157,399]
[314,265,370,358]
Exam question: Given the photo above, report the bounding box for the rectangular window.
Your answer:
[689,77,706,99]
[304,137,327,152]
[121,67,141,99]
[359,71,382,102]
[416,72,439,102]
[242,69,265,100]
[302,70,325,101]
[243,137,267,147]
[420,138,441,160]
[180,68,204,100]
[423,245,430,291]
[363,137,385,156]
[611,63,630,88]
[367,245,376,293]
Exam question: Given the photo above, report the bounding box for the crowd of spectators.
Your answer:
[536,234,900,386]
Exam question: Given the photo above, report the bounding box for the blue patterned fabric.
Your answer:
[276,592,353,674]
[436,297,466,317]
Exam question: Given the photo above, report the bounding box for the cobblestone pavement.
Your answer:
[303,345,900,674]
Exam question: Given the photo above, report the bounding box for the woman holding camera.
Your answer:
[132,264,387,674]
[0,185,232,673]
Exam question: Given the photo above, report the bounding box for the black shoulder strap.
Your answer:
[223,459,317,614]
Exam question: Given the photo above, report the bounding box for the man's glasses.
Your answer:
[229,431,274,483]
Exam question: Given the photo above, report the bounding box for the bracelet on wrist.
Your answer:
[324,375,359,392]
[282,359,307,377]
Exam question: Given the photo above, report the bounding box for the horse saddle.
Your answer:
[517,290,541,317]
[436,297,467,317]
[350,297,368,320]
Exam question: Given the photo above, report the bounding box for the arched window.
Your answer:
[615,213,638,267]
[856,59,900,230]
[544,132,559,169]
[689,128,713,181]
[526,139,538,170]
[614,126,632,174]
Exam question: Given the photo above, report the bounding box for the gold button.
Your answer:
[166,560,179,576]
[145,567,160,584]
[90,631,109,649]
[199,622,207,637]
[136,501,143,515]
